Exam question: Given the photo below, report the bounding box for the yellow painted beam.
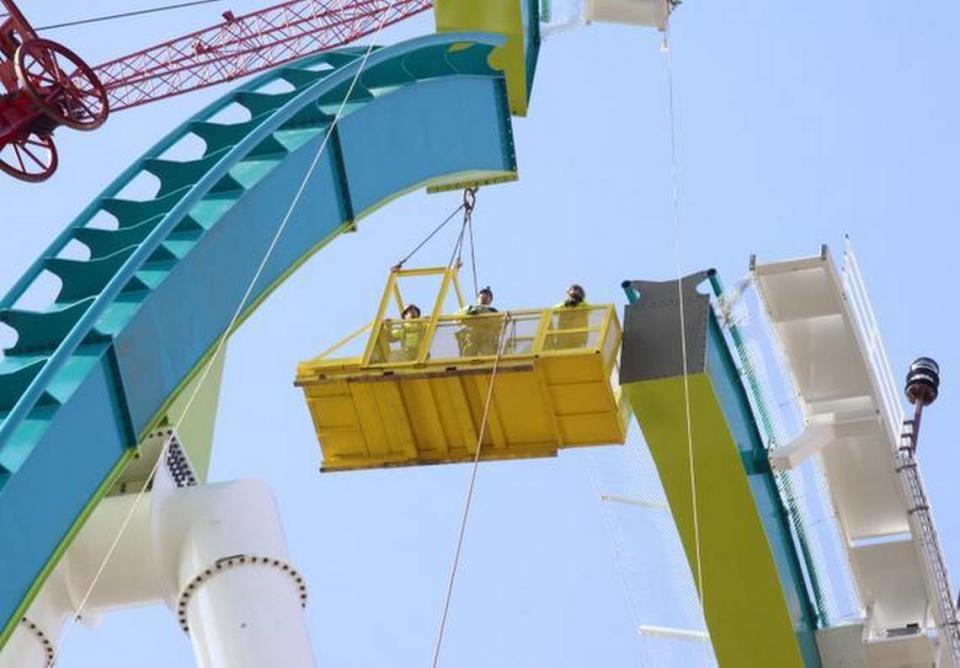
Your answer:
[434,0,532,116]
[160,345,226,481]
[624,374,805,668]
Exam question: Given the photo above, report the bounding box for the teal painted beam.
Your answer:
[704,315,821,667]
[0,32,516,647]
[707,273,830,626]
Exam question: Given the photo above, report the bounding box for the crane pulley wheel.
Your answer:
[15,38,109,131]
[0,129,57,181]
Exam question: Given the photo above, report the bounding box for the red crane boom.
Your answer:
[94,0,433,111]
[0,0,432,181]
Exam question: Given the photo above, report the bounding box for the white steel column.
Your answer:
[0,476,313,668]
[161,481,313,668]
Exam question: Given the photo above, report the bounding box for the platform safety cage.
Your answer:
[363,307,617,368]
[354,266,619,370]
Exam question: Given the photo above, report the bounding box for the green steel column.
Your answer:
[619,271,820,668]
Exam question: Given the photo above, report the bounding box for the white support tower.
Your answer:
[752,243,960,667]
[0,431,314,668]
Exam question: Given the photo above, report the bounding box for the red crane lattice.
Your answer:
[95,0,432,111]
[0,0,432,182]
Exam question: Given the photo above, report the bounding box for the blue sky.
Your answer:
[2,1,959,666]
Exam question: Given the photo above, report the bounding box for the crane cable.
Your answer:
[381,184,494,668]
[320,191,477,360]
[425,184,499,667]
[662,21,705,621]
[393,187,480,283]
[465,203,480,297]
[50,0,393,661]
[393,203,467,271]
[431,313,510,668]
[445,187,480,295]
[19,1,227,32]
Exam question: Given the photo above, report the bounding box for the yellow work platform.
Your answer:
[296,267,627,471]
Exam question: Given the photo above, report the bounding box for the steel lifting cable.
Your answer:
[50,0,392,661]
[431,313,510,668]
[661,21,705,613]
[392,188,479,280]
[442,187,478,278]
[393,203,466,271]
[446,218,467,269]
[463,187,480,297]
[31,0,227,32]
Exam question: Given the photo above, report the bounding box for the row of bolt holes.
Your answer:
[176,555,308,633]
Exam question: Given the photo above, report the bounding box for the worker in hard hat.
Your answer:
[551,284,591,349]
[456,287,501,357]
[388,303,424,361]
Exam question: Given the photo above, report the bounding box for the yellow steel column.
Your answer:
[620,272,818,667]
[433,0,532,115]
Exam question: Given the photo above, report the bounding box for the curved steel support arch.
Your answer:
[0,32,516,645]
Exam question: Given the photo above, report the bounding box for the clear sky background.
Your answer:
[1,1,959,666]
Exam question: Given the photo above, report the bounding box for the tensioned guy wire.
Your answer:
[431,316,510,668]
[394,202,467,270]
[33,1,227,32]
[661,20,705,619]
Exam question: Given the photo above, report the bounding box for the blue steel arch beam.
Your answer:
[0,32,516,645]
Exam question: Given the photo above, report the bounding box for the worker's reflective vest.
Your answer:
[551,301,591,349]
[388,320,424,361]
[456,305,500,357]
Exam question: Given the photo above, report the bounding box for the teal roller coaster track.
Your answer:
[0,32,519,643]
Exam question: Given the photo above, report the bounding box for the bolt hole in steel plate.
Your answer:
[15,38,109,131]
[0,130,57,181]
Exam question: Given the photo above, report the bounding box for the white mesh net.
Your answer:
[584,432,716,666]
[713,277,861,624]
